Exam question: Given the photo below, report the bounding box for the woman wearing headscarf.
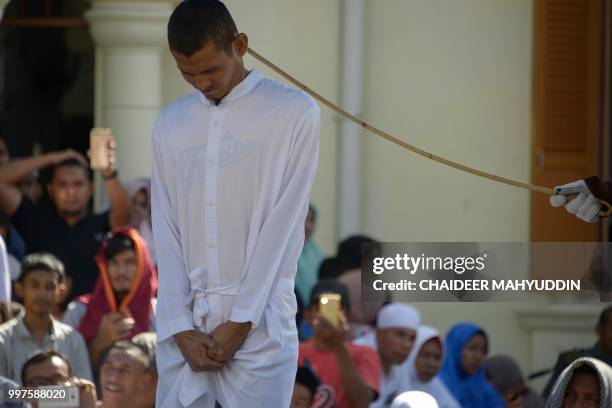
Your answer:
[545,357,612,408]
[439,322,504,408]
[101,178,156,264]
[485,355,545,408]
[404,326,460,408]
[63,227,158,366]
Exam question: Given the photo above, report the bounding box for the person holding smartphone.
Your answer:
[0,137,130,300]
[298,280,381,408]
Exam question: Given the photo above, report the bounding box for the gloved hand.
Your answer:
[549,177,612,222]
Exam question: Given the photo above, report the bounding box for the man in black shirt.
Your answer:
[0,144,130,299]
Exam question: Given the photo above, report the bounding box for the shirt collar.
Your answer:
[198,68,263,106]
[14,314,57,340]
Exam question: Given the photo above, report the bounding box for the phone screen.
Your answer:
[319,293,342,327]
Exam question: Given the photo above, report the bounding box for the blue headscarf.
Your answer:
[439,322,505,408]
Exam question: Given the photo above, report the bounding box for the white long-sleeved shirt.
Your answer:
[151,68,320,343]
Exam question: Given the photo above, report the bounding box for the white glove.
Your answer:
[549,180,601,222]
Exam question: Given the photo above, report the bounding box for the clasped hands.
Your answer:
[175,321,252,372]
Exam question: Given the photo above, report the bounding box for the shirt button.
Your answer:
[207,201,215,208]
[207,241,216,248]
[208,159,216,166]
[213,120,219,127]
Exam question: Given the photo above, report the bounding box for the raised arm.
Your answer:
[0,149,84,185]
[101,135,130,229]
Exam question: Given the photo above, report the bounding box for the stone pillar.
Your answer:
[85,0,173,195]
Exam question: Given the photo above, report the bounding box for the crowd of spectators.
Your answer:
[0,136,610,407]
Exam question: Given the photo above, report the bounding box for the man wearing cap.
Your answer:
[354,303,421,408]
[0,253,92,383]
[299,280,381,408]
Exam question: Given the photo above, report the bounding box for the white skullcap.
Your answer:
[376,303,421,330]
[391,391,439,408]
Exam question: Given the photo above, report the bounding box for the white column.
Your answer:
[338,0,364,239]
[85,1,173,191]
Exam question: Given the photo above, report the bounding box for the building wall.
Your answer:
[137,0,596,391]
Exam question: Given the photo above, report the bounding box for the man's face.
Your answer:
[461,333,487,375]
[23,356,70,387]
[0,138,10,165]
[107,249,137,295]
[172,35,247,103]
[377,327,417,365]
[414,338,443,383]
[15,270,63,316]
[47,166,92,216]
[100,349,150,408]
[290,383,313,408]
[562,371,600,408]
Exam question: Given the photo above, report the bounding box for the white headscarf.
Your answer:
[391,391,439,408]
[403,326,460,408]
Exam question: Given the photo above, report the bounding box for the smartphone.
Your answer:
[37,386,79,408]
[319,293,341,327]
[89,127,111,170]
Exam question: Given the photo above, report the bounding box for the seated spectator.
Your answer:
[298,280,380,408]
[353,303,421,407]
[292,364,322,408]
[296,204,324,306]
[318,257,343,281]
[0,140,131,299]
[126,178,155,264]
[0,253,92,383]
[485,355,545,408]
[21,349,97,408]
[405,326,460,408]
[336,235,383,339]
[543,304,612,398]
[102,178,155,264]
[99,341,156,408]
[439,322,504,408]
[545,357,612,408]
[391,391,439,408]
[63,228,157,367]
[131,332,157,408]
[18,171,43,204]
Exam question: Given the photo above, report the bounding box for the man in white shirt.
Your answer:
[152,1,320,407]
[354,303,421,408]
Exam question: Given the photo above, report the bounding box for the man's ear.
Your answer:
[596,323,604,338]
[233,33,248,57]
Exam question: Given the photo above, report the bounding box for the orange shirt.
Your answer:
[298,340,381,408]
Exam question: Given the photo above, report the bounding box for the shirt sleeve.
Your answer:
[151,124,194,342]
[230,103,320,327]
[356,346,381,396]
[69,331,93,381]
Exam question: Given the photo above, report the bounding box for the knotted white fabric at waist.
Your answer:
[178,266,240,407]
